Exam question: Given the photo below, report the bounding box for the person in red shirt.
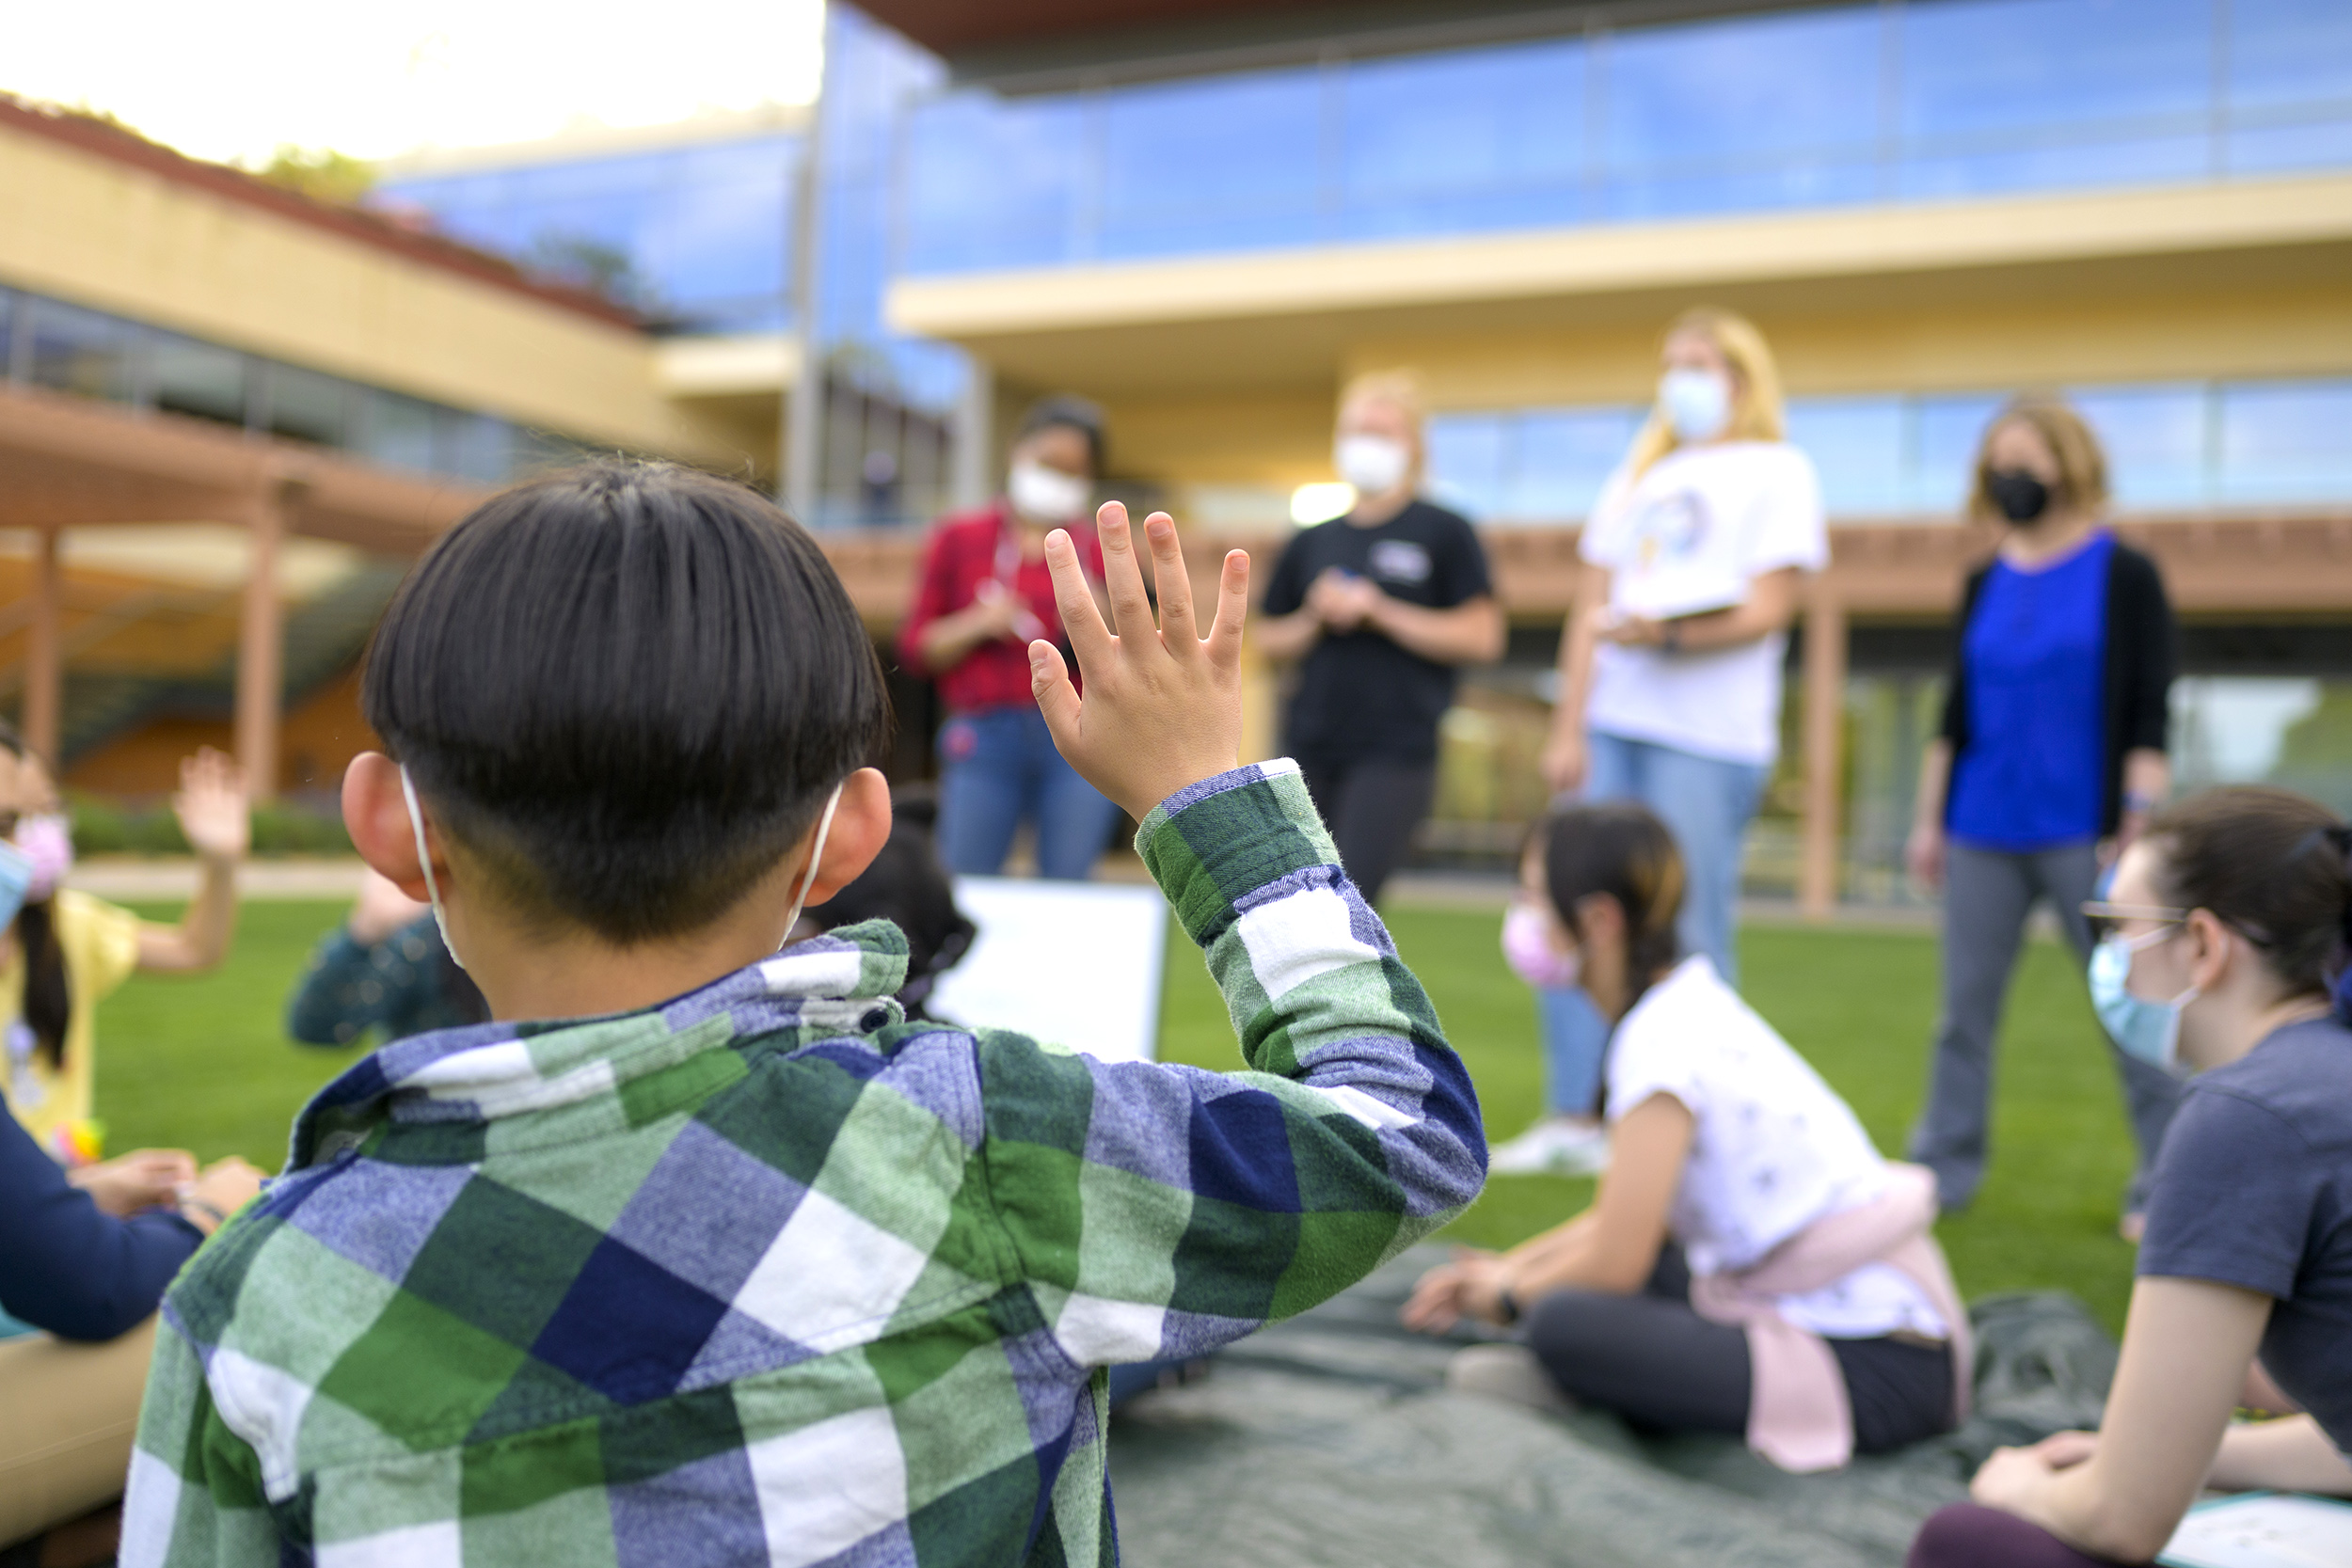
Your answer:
[898,396,1118,879]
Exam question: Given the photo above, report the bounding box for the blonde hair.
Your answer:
[1338,368,1429,480]
[1967,396,2109,521]
[1625,307,1788,481]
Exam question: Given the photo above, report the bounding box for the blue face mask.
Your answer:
[1660,367,1732,441]
[2088,928,2199,1075]
[0,840,30,931]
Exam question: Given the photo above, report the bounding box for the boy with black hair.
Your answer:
[122,463,1486,1567]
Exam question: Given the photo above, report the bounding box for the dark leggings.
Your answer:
[1294,753,1437,905]
[1906,1504,2140,1566]
[1523,1245,1955,1455]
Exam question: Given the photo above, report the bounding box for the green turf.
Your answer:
[94,898,2139,1332]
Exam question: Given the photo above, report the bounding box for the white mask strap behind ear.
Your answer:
[399,765,466,972]
[780,783,845,950]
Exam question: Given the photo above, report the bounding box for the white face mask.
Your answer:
[1659,367,1733,442]
[400,766,466,972]
[1007,460,1090,524]
[779,783,845,948]
[1334,435,1411,497]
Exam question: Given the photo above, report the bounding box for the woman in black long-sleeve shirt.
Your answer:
[0,1108,260,1548]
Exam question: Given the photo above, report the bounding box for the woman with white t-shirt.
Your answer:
[1493,307,1828,1179]
[1410,800,1965,1466]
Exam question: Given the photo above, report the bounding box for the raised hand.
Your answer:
[173,748,249,863]
[1028,501,1250,822]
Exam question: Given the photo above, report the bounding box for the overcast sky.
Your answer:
[8,0,825,166]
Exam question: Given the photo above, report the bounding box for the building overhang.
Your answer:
[0,381,484,553]
[887,174,2352,398]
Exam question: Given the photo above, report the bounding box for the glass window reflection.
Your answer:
[1787,398,1907,515]
[894,0,2352,274]
[1098,66,1325,258]
[1428,377,2352,522]
[27,299,137,403]
[1604,6,1881,218]
[1341,39,1585,237]
[151,334,247,427]
[2218,380,2352,502]
[2072,384,2208,507]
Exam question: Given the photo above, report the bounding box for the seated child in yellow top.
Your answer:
[0,734,248,1163]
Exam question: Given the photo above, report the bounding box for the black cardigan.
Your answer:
[1938,536,2177,839]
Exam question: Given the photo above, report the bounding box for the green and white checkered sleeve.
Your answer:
[119,1310,279,1568]
[977,760,1486,1369]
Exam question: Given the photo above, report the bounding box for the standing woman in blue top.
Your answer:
[1904,397,2180,1228]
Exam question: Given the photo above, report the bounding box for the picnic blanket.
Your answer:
[1106,1247,2118,1568]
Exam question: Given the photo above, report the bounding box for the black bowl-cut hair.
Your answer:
[362,461,892,945]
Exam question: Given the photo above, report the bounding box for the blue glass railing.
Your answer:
[900,0,2352,275]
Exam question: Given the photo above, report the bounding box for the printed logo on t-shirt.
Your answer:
[1368,539,1433,585]
[1629,490,1708,569]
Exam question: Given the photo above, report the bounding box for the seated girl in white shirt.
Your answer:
[1406,800,1966,1467]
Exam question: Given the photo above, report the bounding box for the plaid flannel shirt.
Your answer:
[121,761,1486,1567]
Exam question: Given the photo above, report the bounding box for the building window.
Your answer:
[898,0,2352,272]
[1427,376,2352,522]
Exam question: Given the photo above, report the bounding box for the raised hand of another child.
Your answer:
[173,747,250,863]
[1029,501,1249,823]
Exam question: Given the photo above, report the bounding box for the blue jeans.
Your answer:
[934,706,1120,880]
[1536,731,1772,1117]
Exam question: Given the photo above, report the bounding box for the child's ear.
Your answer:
[342,752,436,903]
[799,768,893,909]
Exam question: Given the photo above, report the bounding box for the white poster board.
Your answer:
[926,877,1168,1066]
[2160,1493,2352,1568]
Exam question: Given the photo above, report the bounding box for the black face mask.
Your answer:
[1985,468,2051,524]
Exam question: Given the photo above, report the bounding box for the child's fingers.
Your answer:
[1205,549,1250,665]
[1028,641,1082,754]
[1042,531,1111,667]
[1093,501,1154,641]
[1140,512,1196,645]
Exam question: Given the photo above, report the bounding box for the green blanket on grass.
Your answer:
[1107,1247,2118,1568]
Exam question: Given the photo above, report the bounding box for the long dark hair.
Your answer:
[0,721,72,1069]
[1537,800,1687,1008]
[2139,786,2351,1020]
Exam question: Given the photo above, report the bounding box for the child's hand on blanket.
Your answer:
[1029,501,1251,822]
[1402,1247,1513,1334]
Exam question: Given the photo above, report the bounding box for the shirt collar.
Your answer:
[284,921,911,1170]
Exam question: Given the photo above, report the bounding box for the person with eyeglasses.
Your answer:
[1903,397,2180,1235]
[1909,785,2352,1567]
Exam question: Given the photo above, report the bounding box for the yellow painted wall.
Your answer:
[0,123,736,462]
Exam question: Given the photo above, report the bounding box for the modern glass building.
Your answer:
[0,282,572,483]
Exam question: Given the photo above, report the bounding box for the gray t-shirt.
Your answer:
[2137,1016,2352,1451]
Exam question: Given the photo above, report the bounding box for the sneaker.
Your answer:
[1486,1117,1611,1177]
[1447,1344,1577,1416]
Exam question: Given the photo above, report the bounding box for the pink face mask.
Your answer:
[15,813,73,902]
[1502,898,1581,991]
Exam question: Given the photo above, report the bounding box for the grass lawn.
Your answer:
[95,897,2140,1333]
